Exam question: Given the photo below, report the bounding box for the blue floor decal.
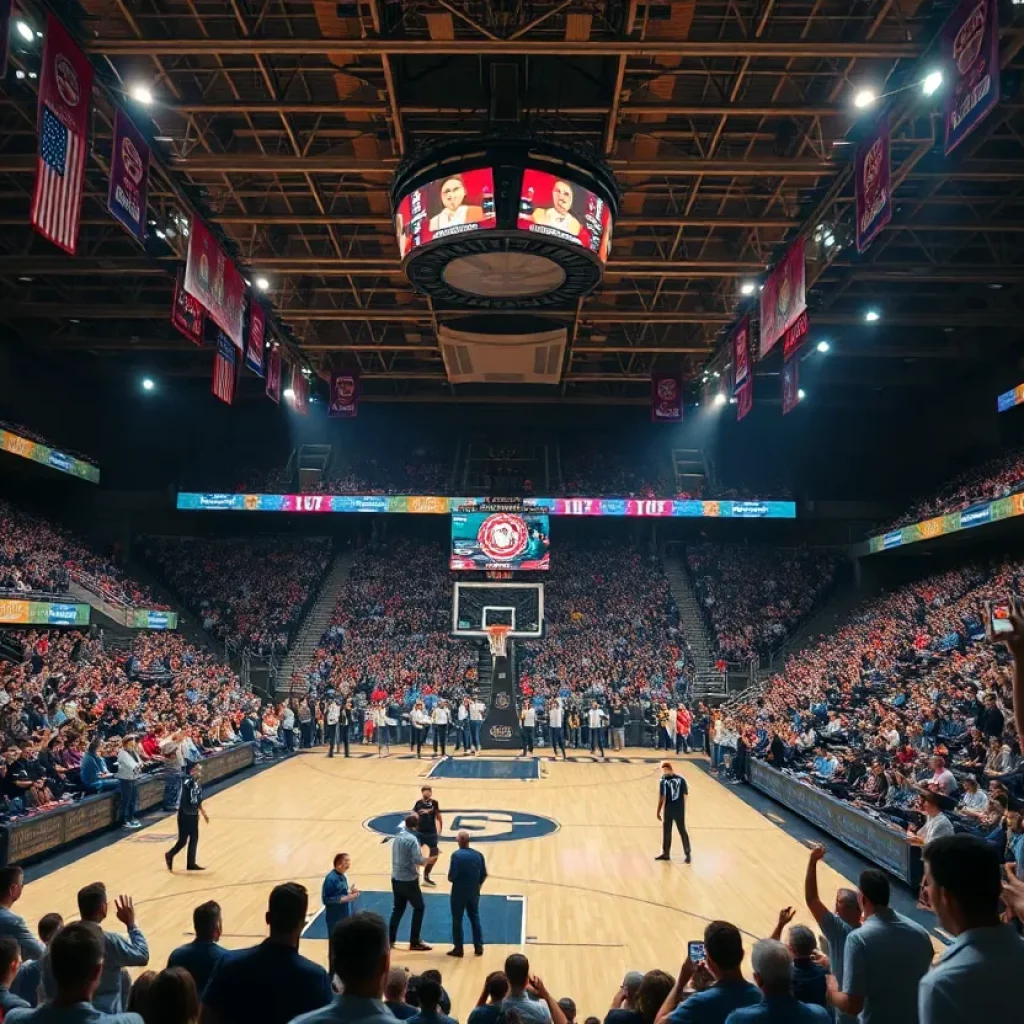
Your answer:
[427,757,540,780]
[304,891,524,945]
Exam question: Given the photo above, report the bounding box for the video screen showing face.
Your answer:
[517,168,612,262]
[450,512,550,571]
[394,167,497,257]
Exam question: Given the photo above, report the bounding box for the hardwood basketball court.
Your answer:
[19,750,862,1019]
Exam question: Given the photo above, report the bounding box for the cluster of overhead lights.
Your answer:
[853,70,943,112]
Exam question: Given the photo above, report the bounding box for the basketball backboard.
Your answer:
[452,581,544,638]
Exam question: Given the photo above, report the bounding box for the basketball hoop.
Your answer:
[485,623,513,660]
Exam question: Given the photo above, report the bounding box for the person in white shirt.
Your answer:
[410,701,430,759]
[457,698,471,754]
[926,754,957,796]
[280,703,297,754]
[520,704,537,756]
[956,775,989,816]
[531,180,582,236]
[428,176,484,232]
[469,699,485,754]
[909,789,955,847]
[548,699,566,760]
[432,701,451,758]
[116,736,143,830]
[587,702,606,758]
[372,704,392,758]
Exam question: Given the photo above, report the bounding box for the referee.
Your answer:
[655,761,691,863]
[165,760,209,871]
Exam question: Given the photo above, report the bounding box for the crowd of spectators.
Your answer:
[0,499,164,608]
[143,537,333,655]
[304,448,452,496]
[560,441,675,498]
[887,446,1024,530]
[687,545,838,664]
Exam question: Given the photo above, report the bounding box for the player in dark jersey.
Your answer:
[412,785,443,886]
[655,761,691,863]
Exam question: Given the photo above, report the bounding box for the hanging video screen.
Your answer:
[517,168,612,262]
[450,512,550,571]
[394,168,497,257]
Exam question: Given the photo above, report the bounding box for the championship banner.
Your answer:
[781,356,800,415]
[731,318,750,390]
[212,333,237,405]
[944,0,1000,155]
[171,267,205,344]
[245,301,265,376]
[31,13,94,255]
[107,108,150,244]
[651,372,684,422]
[328,369,360,418]
[184,216,246,349]
[855,115,891,253]
[265,344,282,403]
[759,238,807,359]
[291,364,309,415]
[736,377,753,421]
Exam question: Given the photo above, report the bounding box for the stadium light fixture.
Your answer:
[283,388,296,400]
[255,276,270,292]
[921,71,943,97]
[740,280,756,296]
[864,309,881,323]
[130,84,154,105]
[798,389,806,401]
[853,88,877,110]
[713,392,727,408]
[16,21,34,43]
[141,377,155,392]
[816,340,830,353]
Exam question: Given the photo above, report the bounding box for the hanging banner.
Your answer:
[782,357,800,415]
[737,377,753,421]
[171,267,205,344]
[184,216,246,349]
[245,301,266,376]
[107,108,150,244]
[328,370,360,418]
[292,364,309,415]
[759,238,807,359]
[855,115,891,253]
[944,0,1000,155]
[265,344,282,403]
[731,318,750,390]
[212,333,237,405]
[651,372,684,423]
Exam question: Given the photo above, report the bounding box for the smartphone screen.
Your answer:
[989,601,1013,634]
[688,941,706,963]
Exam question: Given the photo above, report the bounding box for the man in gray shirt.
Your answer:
[0,867,45,962]
[826,868,933,1024]
[389,816,431,952]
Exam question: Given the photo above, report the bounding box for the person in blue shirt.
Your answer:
[655,921,760,1024]
[447,831,487,958]
[723,940,830,1023]
[165,900,226,997]
[406,979,458,1024]
[321,853,359,938]
[79,742,118,795]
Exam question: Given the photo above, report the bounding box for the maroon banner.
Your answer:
[759,238,807,359]
[107,108,150,244]
[184,216,246,350]
[736,377,753,421]
[212,333,237,405]
[782,356,800,416]
[731,318,750,390]
[651,372,684,423]
[265,345,282,403]
[245,301,265,376]
[291,364,309,416]
[171,267,205,344]
[328,370,360,418]
[944,0,1000,155]
[855,115,891,253]
[31,14,93,255]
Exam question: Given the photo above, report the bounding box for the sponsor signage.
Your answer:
[0,427,99,483]
[0,600,90,626]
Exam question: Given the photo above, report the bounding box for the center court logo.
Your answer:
[367,809,558,843]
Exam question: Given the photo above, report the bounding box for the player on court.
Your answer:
[655,761,691,863]
[413,785,442,886]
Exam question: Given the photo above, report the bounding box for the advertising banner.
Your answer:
[171,266,205,344]
[732,318,750,389]
[0,600,90,626]
[0,427,99,483]
[107,108,150,244]
[245,301,265,376]
[650,372,684,423]
[328,370,360,418]
[944,0,1000,155]
[997,383,1024,413]
[855,115,891,252]
[760,238,807,359]
[184,216,246,349]
[129,609,178,630]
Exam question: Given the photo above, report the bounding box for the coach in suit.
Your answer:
[447,831,487,958]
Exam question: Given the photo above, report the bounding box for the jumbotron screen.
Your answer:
[450,512,550,571]
[394,167,497,257]
[517,168,612,262]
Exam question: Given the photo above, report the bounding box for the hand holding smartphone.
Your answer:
[985,597,1018,639]
[688,940,705,964]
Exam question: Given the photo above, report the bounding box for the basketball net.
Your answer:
[485,623,512,660]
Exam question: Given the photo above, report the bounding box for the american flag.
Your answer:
[212,335,237,405]
[31,105,86,254]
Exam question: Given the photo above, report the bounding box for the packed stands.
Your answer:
[304,445,452,495]
[687,544,838,663]
[560,439,675,498]
[143,536,333,655]
[0,498,165,608]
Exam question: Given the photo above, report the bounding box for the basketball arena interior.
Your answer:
[1,2,1024,1023]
